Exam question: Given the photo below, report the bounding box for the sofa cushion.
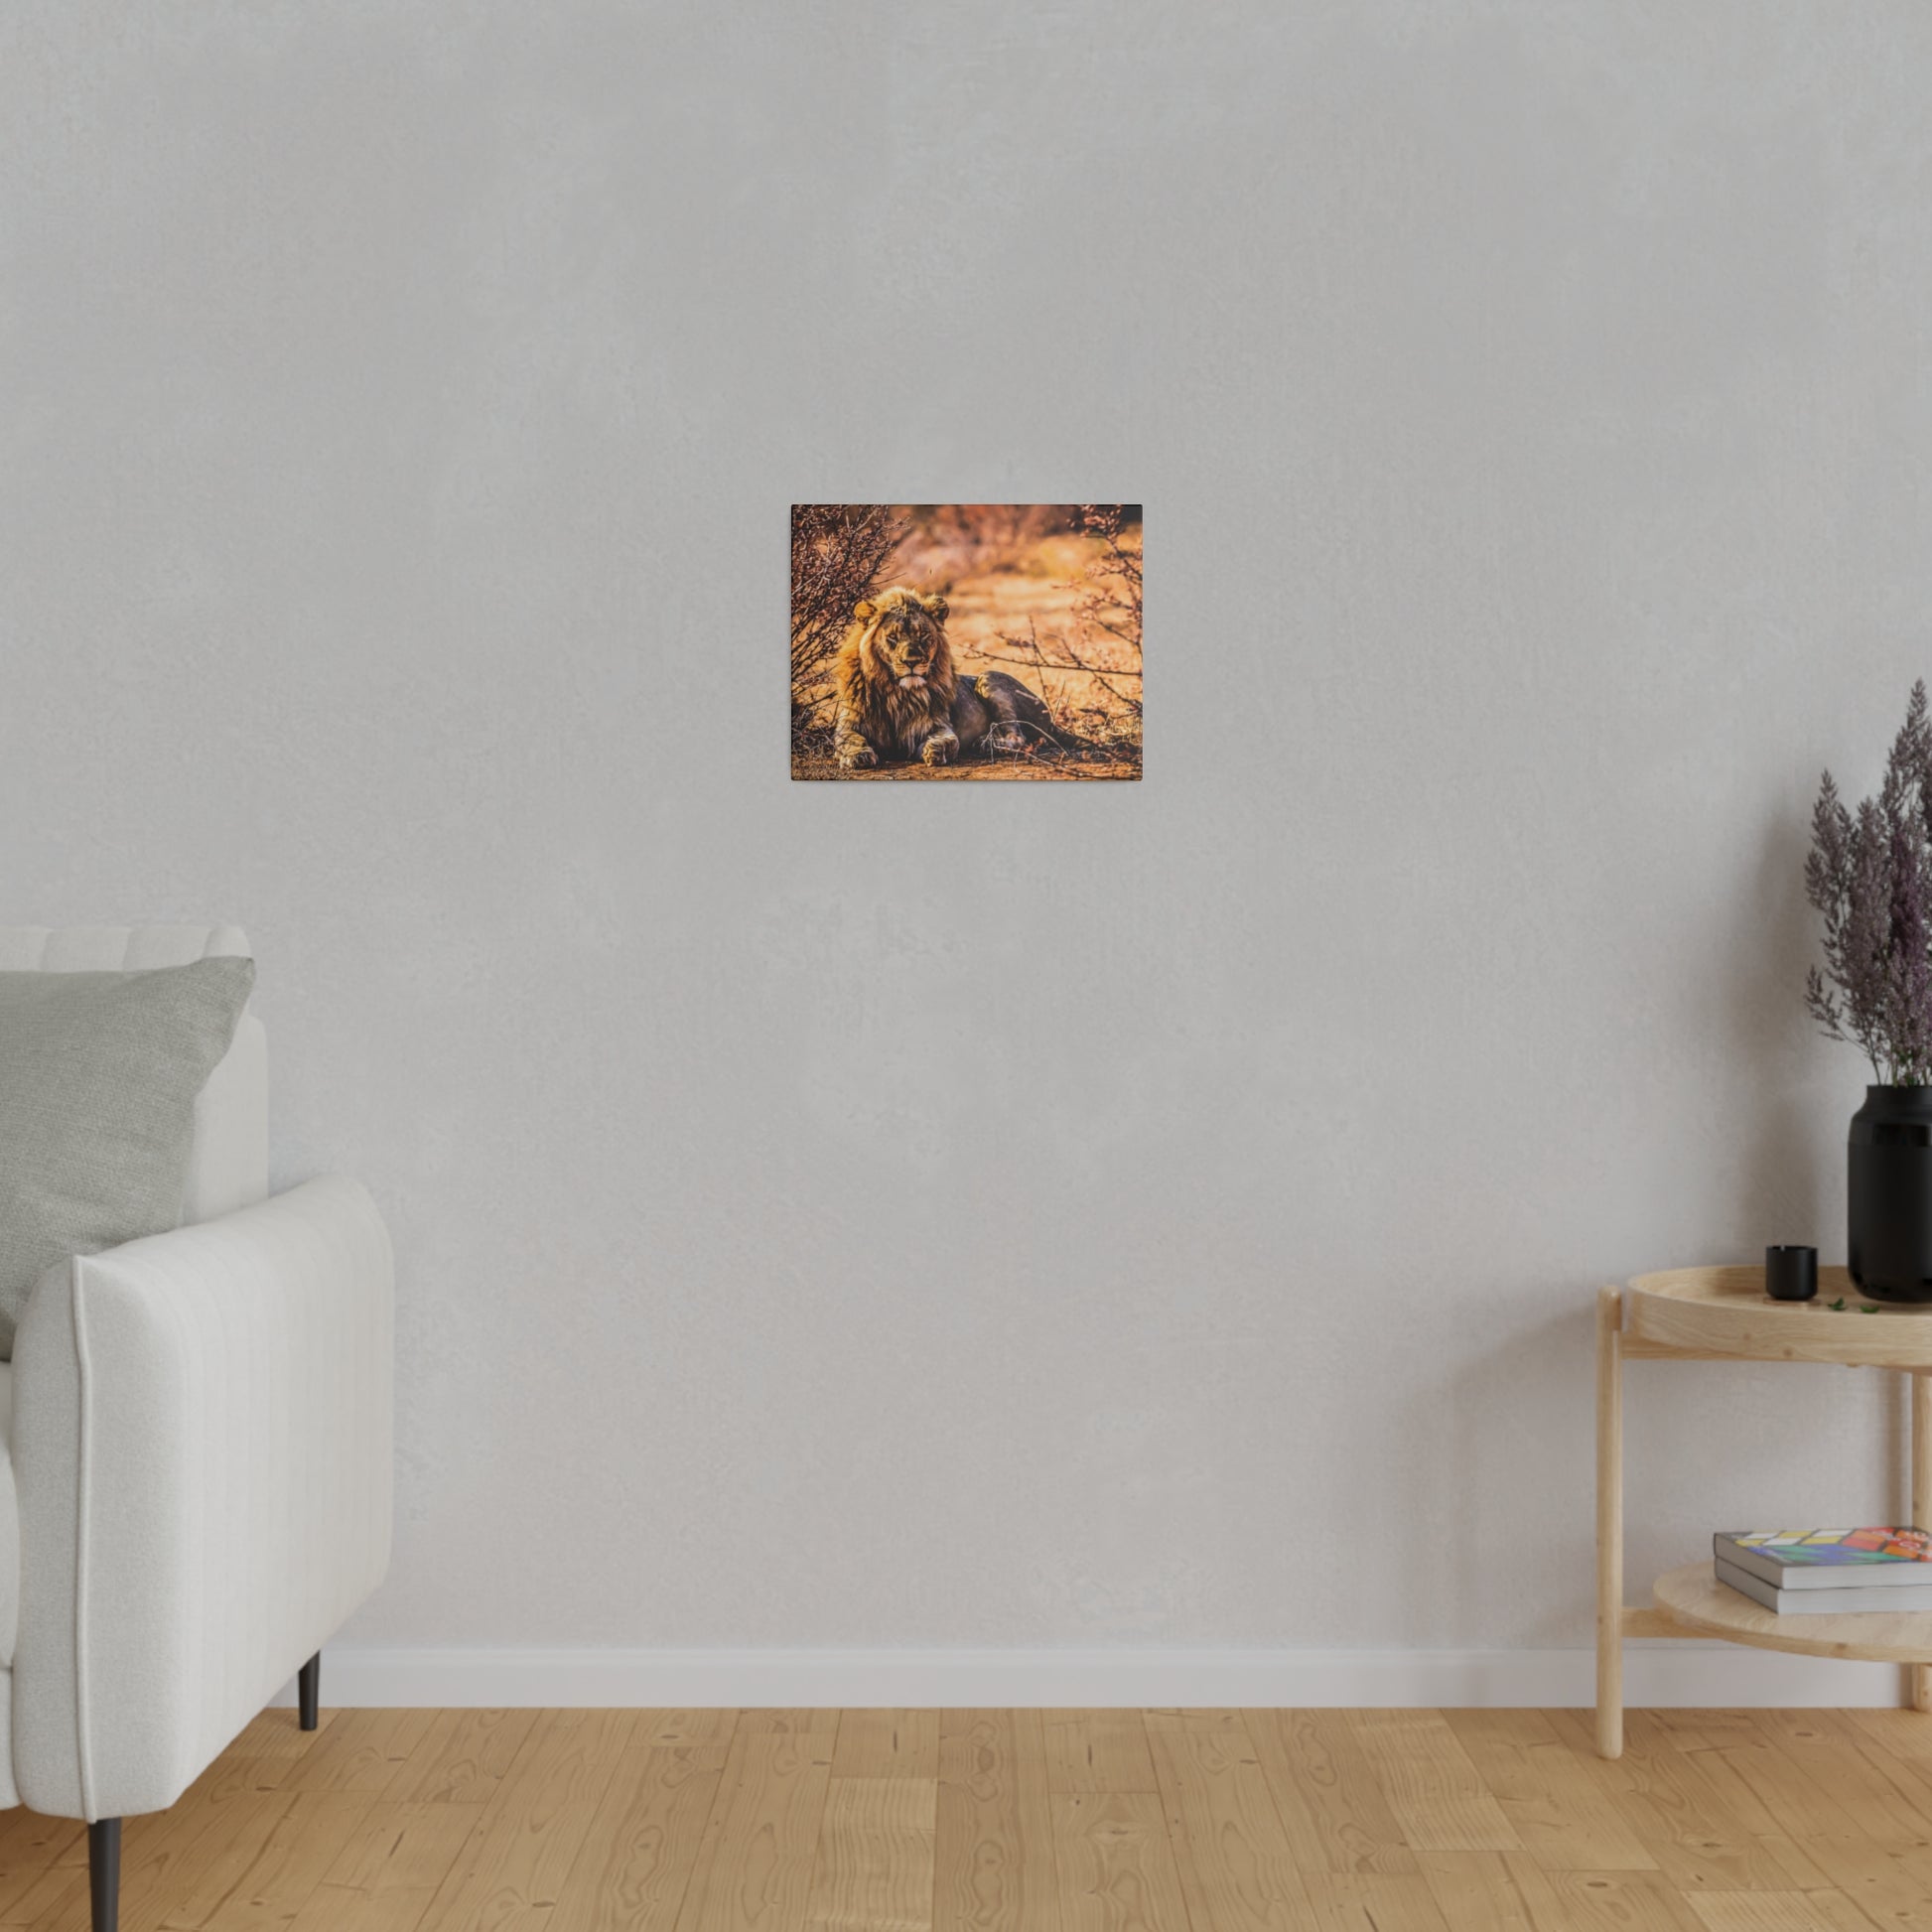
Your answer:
[0,928,267,1229]
[0,958,255,1357]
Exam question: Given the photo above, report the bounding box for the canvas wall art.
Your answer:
[790,505,1143,781]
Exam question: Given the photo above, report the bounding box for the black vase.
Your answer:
[1849,1085,1932,1303]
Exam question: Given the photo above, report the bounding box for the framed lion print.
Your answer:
[790,504,1143,780]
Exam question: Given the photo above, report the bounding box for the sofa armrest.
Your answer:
[10,1176,393,1820]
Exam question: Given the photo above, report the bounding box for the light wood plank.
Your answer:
[384,1710,539,1805]
[1300,1870,1453,1931]
[0,1821,91,1932]
[1690,1727,1879,1844]
[1140,1709,1245,1736]
[833,1714,940,1782]
[0,1815,84,1923]
[675,1727,833,1932]
[934,1711,1061,1932]
[1543,1710,1814,1894]
[740,1711,842,1735]
[1537,1869,1710,1931]
[1598,1723,1836,1893]
[1844,1703,1932,1768]
[127,1792,297,1932]
[548,1744,728,1932]
[1614,1722,1787,1848]
[415,1709,634,1932]
[645,1713,742,1748]
[1050,1794,1187,1932]
[1145,1711,1311,1930]
[194,1790,374,1930]
[286,1802,486,1932]
[272,1711,442,1796]
[1749,1710,1932,1839]
[804,1777,935,1931]
[1040,1717,1155,1796]
[1443,1709,1653,1869]
[228,1711,336,1762]
[10,1873,89,1930]
[1345,1712,1521,1855]
[1638,1712,1769,1755]
[1245,1708,1416,1875]
[1416,1851,1556,1932]
[1797,1836,1932,1932]
[1685,1891,1875,1932]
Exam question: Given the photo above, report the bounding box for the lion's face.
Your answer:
[855,589,952,695]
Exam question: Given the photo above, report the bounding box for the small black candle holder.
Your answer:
[1765,1245,1818,1303]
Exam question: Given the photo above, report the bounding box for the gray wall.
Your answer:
[6,0,1931,1655]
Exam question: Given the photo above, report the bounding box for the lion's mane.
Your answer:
[832,588,958,764]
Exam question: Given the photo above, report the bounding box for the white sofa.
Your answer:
[0,925,393,1932]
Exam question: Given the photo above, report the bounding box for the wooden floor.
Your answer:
[6,1707,1932,1929]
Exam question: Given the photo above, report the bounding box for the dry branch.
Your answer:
[790,504,910,745]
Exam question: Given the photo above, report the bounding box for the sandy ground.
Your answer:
[791,758,1140,782]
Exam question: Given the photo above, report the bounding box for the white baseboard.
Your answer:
[273,1643,1914,1710]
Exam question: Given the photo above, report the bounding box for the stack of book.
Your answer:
[1716,1528,1932,1614]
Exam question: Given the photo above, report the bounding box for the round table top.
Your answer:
[1625,1265,1932,1367]
[1654,1561,1932,1663]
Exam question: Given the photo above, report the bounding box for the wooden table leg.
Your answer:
[1597,1286,1623,1758]
[1914,1371,1932,1715]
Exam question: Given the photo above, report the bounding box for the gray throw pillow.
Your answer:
[0,956,256,1356]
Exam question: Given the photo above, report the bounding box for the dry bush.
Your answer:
[1073,503,1143,700]
[980,620,1143,765]
[978,504,1143,767]
[790,504,909,753]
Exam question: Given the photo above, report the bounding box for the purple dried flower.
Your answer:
[1808,682,1932,1084]
[1887,815,1932,1081]
[1805,770,1851,917]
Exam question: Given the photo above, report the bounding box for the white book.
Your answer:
[1716,1557,1932,1616]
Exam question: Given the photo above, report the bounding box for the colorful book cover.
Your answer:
[1721,1528,1932,1568]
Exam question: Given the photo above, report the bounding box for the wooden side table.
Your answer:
[1595,1266,1932,1758]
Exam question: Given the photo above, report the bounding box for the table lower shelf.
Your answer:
[1649,1562,1932,1664]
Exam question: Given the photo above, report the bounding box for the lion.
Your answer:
[832,587,1053,770]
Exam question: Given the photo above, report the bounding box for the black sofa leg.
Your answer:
[89,1818,120,1932]
[298,1651,321,1731]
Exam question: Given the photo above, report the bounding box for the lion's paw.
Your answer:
[921,734,958,767]
[987,723,1029,756]
[839,744,878,770]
